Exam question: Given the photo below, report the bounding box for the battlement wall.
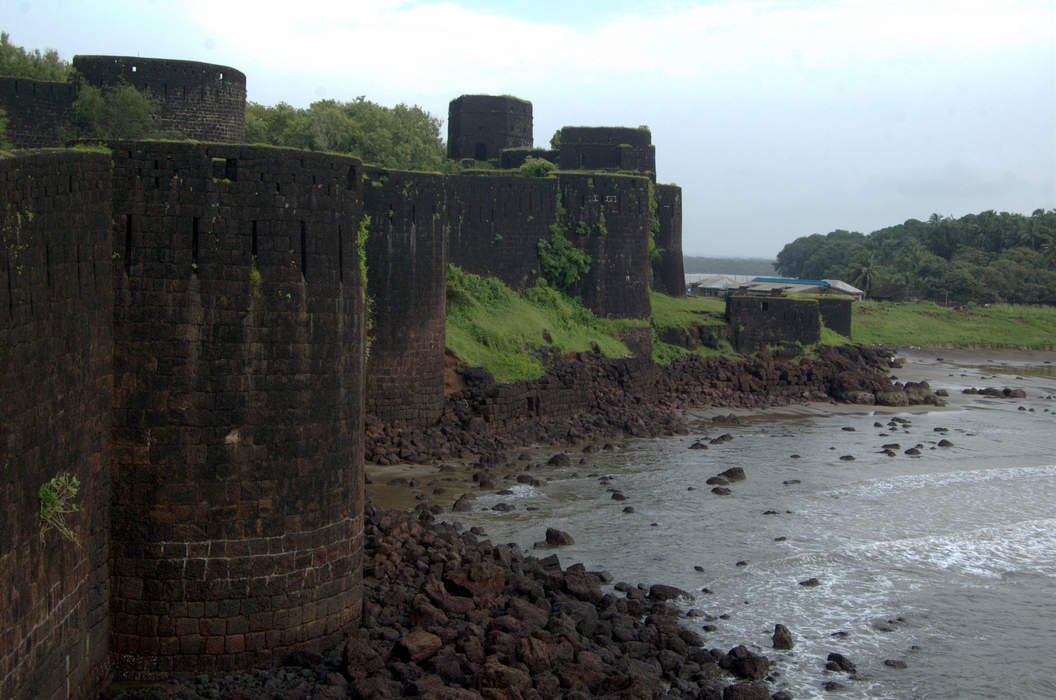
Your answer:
[362,167,448,425]
[558,127,656,181]
[106,141,365,679]
[0,78,76,148]
[651,184,684,296]
[559,173,652,318]
[0,150,114,700]
[818,297,852,338]
[726,296,821,353]
[447,174,558,290]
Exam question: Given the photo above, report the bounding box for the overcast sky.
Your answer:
[4,0,1054,257]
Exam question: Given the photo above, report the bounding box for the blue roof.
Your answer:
[751,277,830,286]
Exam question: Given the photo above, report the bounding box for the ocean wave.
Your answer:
[820,463,1056,500]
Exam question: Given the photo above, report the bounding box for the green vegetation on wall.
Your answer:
[67,79,162,140]
[518,156,556,177]
[0,107,9,150]
[537,190,590,293]
[446,265,629,381]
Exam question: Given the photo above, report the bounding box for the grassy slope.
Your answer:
[445,266,748,380]
[853,301,1056,349]
[445,268,1056,383]
[445,266,632,382]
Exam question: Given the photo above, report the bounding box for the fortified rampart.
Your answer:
[0,57,246,149]
[107,142,365,678]
[726,296,821,353]
[362,167,448,425]
[72,57,246,143]
[0,150,113,700]
[651,184,684,296]
[0,78,77,148]
[818,297,852,338]
[1,143,368,697]
[558,127,656,182]
[0,60,688,699]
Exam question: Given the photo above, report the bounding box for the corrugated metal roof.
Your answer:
[752,277,830,286]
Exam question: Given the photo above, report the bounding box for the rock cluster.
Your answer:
[367,345,937,465]
[114,506,780,699]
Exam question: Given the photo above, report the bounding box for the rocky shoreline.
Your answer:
[108,345,948,699]
[112,505,782,700]
[366,345,943,466]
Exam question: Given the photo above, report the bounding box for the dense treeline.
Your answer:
[0,31,68,81]
[0,31,161,140]
[775,210,1056,304]
[246,99,449,172]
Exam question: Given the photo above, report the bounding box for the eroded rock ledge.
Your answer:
[367,345,941,464]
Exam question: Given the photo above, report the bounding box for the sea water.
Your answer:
[446,357,1056,698]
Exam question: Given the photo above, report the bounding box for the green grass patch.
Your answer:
[853,301,1056,349]
[445,265,631,381]
[648,292,725,330]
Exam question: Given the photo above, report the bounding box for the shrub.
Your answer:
[518,156,556,178]
[39,472,80,545]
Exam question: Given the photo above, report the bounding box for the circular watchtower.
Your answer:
[72,56,246,142]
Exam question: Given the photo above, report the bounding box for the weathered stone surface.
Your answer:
[772,623,794,650]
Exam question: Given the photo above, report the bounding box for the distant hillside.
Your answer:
[683,256,776,276]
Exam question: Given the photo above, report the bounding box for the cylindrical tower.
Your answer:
[107,141,364,678]
[73,56,246,142]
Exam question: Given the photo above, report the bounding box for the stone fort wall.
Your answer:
[107,142,365,679]
[0,57,246,149]
[726,296,821,353]
[73,57,246,143]
[362,167,448,425]
[0,58,687,699]
[652,184,684,297]
[0,143,368,697]
[0,151,114,700]
[0,78,77,148]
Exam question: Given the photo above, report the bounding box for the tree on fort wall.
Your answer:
[246,97,448,172]
[66,79,163,140]
[0,31,69,81]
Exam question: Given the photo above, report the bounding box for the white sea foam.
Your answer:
[820,463,1056,500]
[848,518,1056,579]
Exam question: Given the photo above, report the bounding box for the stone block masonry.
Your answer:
[106,141,366,679]
[363,167,448,425]
[651,184,684,297]
[447,174,558,291]
[0,151,114,700]
[73,57,246,143]
[558,127,656,182]
[0,78,76,148]
[0,57,246,149]
[446,172,653,319]
[447,95,532,162]
[559,173,652,319]
[818,297,852,339]
[726,296,821,353]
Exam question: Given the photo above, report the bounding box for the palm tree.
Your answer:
[850,254,878,298]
